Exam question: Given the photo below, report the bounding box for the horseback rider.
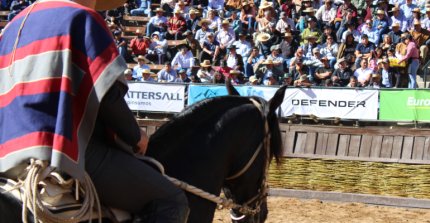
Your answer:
[0,0,189,222]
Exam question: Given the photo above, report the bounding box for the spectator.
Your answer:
[247,75,259,85]
[353,58,373,86]
[138,69,156,82]
[207,9,221,31]
[367,74,381,88]
[276,12,296,34]
[398,33,420,88]
[161,0,176,16]
[7,0,28,21]
[124,69,134,81]
[355,34,375,68]
[301,17,323,45]
[314,57,334,85]
[186,9,201,34]
[132,55,150,79]
[197,60,215,83]
[294,74,313,87]
[229,69,243,85]
[130,0,151,16]
[255,59,279,85]
[146,32,168,64]
[234,31,252,68]
[410,20,430,64]
[337,33,357,61]
[147,8,168,37]
[224,45,244,71]
[171,44,195,75]
[377,58,400,88]
[157,63,178,82]
[212,71,226,84]
[388,22,402,43]
[166,9,187,40]
[200,32,219,62]
[216,19,236,57]
[347,75,359,87]
[129,30,150,57]
[291,58,311,81]
[400,0,418,22]
[279,32,299,65]
[320,35,338,68]
[182,30,202,59]
[332,57,354,86]
[113,30,128,61]
[315,0,337,28]
[240,1,257,33]
[174,68,192,83]
[389,7,407,32]
[245,47,265,77]
[421,8,430,30]
[195,19,212,43]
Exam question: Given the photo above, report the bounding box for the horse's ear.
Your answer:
[226,78,240,96]
[268,85,287,113]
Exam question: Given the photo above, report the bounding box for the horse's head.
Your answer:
[222,86,287,223]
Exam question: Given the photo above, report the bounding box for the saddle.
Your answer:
[0,162,132,223]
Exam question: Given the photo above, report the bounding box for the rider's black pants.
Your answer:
[85,140,189,223]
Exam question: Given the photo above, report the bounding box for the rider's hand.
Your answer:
[136,128,149,155]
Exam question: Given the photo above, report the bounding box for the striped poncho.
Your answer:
[0,1,127,180]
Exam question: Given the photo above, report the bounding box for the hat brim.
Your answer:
[95,1,125,11]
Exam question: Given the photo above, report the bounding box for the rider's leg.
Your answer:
[85,141,189,223]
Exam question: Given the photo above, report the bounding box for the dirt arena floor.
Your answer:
[213,197,430,223]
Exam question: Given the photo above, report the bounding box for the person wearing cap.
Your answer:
[354,58,374,86]
[389,7,408,31]
[113,30,128,60]
[240,1,257,33]
[276,11,296,34]
[131,0,151,17]
[398,33,420,88]
[157,62,178,82]
[355,34,376,68]
[314,57,334,85]
[387,22,404,44]
[400,0,418,21]
[182,30,202,58]
[233,31,252,68]
[146,31,168,64]
[315,0,337,27]
[166,8,187,40]
[411,19,430,63]
[174,68,192,83]
[301,16,323,45]
[171,44,195,75]
[200,32,220,62]
[267,44,285,75]
[129,30,151,57]
[147,8,168,37]
[1,0,190,222]
[224,45,244,71]
[377,58,400,88]
[332,57,354,86]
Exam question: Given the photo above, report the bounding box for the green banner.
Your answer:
[380,90,430,121]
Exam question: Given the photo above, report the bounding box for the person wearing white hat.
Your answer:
[389,6,408,32]
[146,31,168,64]
[387,22,403,44]
[216,19,236,57]
[373,10,389,43]
[147,8,168,37]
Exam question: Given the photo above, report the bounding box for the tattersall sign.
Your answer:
[380,90,430,121]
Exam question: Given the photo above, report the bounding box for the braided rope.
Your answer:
[20,159,102,223]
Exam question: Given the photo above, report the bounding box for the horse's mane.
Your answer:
[149,95,284,164]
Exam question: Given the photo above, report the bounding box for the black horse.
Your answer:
[147,85,287,223]
[0,85,287,223]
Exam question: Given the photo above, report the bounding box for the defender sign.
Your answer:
[125,82,186,112]
[280,88,379,119]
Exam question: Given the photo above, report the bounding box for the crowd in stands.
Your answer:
[3,0,430,88]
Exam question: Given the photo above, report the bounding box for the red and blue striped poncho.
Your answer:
[0,1,127,180]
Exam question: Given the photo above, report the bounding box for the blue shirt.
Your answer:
[132,64,150,79]
[355,42,375,54]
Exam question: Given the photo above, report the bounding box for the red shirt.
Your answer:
[167,16,186,32]
[129,38,149,55]
[218,66,232,77]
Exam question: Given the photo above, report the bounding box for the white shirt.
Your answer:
[354,67,373,84]
[171,51,195,68]
[234,40,252,58]
[149,15,168,27]
[132,64,150,79]
[216,28,235,47]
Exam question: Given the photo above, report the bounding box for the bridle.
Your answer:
[224,98,272,220]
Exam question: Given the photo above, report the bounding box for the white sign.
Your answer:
[280,88,379,120]
[125,82,186,112]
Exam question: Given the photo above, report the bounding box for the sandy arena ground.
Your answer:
[213,197,430,223]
